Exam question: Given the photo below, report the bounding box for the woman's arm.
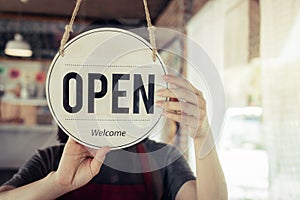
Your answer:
[0,172,70,200]
[156,75,227,200]
[192,127,227,200]
[0,138,109,200]
[0,185,15,192]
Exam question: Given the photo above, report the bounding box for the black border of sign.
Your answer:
[46,28,167,149]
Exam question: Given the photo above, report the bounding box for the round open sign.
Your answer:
[46,28,167,149]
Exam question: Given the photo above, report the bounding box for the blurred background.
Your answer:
[0,0,300,199]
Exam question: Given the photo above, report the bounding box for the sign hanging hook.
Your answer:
[59,0,157,62]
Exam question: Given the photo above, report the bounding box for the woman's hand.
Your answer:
[53,138,110,192]
[156,74,209,139]
[157,75,228,200]
[0,139,110,200]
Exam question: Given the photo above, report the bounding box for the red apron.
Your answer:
[57,143,155,200]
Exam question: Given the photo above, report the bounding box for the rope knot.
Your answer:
[59,25,73,56]
[59,0,82,57]
[59,0,156,62]
[143,0,157,62]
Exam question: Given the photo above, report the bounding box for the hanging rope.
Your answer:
[59,0,82,56]
[142,0,157,62]
[59,0,156,61]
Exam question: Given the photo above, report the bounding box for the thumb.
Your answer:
[90,147,110,176]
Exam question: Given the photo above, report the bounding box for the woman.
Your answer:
[0,75,227,199]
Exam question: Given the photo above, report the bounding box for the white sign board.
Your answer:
[46,28,167,149]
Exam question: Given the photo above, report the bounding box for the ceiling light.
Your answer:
[4,33,33,57]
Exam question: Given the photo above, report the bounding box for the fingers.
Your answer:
[156,75,207,117]
[90,147,110,176]
[156,87,197,105]
[163,75,202,96]
[157,74,208,135]
[156,100,201,118]
[162,110,201,129]
[159,75,206,107]
[156,88,206,109]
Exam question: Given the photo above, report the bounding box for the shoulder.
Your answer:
[142,139,184,164]
[2,144,65,188]
[143,138,178,152]
[142,138,195,176]
[21,144,64,172]
[35,144,65,161]
[143,139,196,200]
[27,144,64,170]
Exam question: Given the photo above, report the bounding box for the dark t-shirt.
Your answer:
[3,139,195,199]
